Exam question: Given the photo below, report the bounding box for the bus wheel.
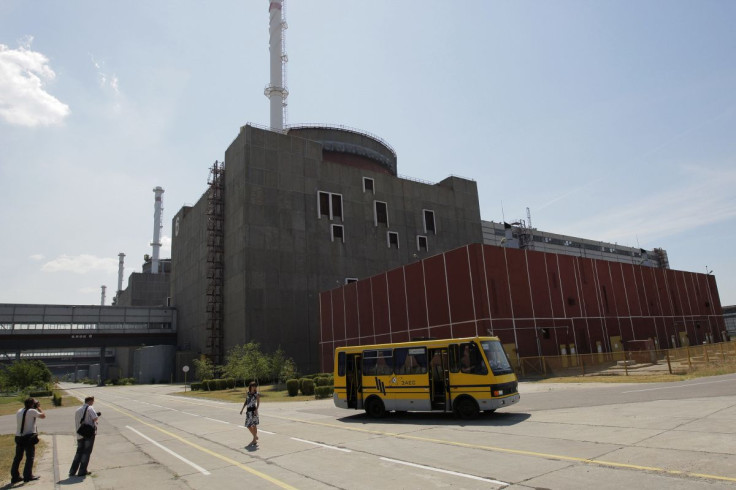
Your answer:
[365,397,386,418]
[455,397,479,419]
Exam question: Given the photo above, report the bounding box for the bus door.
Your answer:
[346,353,362,409]
[429,348,449,411]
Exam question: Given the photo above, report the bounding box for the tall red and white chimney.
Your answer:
[151,186,164,274]
[265,0,288,130]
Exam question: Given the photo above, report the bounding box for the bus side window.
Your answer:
[363,350,377,376]
[376,349,393,375]
[394,347,428,375]
[449,344,459,372]
[338,352,346,376]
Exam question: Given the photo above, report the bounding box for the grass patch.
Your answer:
[0,434,47,486]
[0,391,81,416]
[174,384,317,403]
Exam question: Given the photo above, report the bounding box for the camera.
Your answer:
[96,411,101,416]
[33,400,40,409]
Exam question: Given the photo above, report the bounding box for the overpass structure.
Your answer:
[0,304,176,356]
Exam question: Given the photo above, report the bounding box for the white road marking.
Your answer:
[290,437,352,452]
[126,425,211,475]
[204,417,230,424]
[181,412,200,417]
[621,377,736,393]
[380,457,508,486]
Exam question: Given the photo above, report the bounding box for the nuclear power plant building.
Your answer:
[171,124,484,372]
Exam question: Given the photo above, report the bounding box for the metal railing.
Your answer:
[515,341,736,378]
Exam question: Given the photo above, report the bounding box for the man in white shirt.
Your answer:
[68,396,100,477]
[10,397,45,483]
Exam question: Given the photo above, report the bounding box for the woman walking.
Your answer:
[240,381,260,447]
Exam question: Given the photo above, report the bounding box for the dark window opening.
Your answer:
[375,201,388,226]
[567,297,576,306]
[424,210,436,234]
[331,194,342,219]
[319,192,330,218]
[388,231,399,249]
[417,235,428,251]
[332,224,344,242]
[363,177,374,193]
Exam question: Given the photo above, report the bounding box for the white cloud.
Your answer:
[90,54,121,96]
[41,254,118,275]
[160,235,172,258]
[29,254,45,261]
[0,37,70,127]
[564,165,736,245]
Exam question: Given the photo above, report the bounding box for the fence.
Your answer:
[516,341,736,378]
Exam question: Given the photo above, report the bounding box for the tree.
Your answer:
[1,360,52,391]
[279,358,298,384]
[268,347,298,387]
[223,342,270,385]
[192,357,215,382]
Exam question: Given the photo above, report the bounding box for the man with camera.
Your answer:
[69,396,100,478]
[10,398,45,483]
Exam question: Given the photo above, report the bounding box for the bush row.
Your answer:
[190,378,238,391]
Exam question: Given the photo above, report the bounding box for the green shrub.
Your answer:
[52,392,62,406]
[215,379,226,390]
[300,379,315,396]
[190,382,202,391]
[327,375,334,385]
[28,390,52,397]
[286,379,299,396]
[314,376,330,387]
[314,386,333,399]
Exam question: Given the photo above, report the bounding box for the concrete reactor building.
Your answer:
[159,0,725,375]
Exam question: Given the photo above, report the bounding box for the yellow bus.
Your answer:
[333,336,519,419]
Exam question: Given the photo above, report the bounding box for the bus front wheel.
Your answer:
[454,397,480,419]
[365,397,386,418]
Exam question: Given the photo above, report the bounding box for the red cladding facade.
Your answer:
[319,243,725,372]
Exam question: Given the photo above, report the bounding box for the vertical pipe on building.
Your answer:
[151,186,164,274]
[100,285,106,306]
[266,0,288,130]
[117,253,125,295]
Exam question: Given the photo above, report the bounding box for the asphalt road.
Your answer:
[1,376,735,489]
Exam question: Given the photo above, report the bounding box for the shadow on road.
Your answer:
[336,410,530,427]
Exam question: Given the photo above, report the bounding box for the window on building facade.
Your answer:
[345,278,358,284]
[363,177,374,193]
[417,235,428,251]
[319,192,330,218]
[388,231,399,249]
[318,191,343,220]
[331,224,344,243]
[375,201,388,226]
[423,209,436,234]
[331,194,343,219]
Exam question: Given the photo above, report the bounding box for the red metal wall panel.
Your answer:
[370,275,390,338]
[320,292,333,343]
[424,254,450,327]
[507,249,534,318]
[344,283,359,341]
[357,280,373,342]
[445,247,476,324]
[404,261,428,332]
[387,268,408,337]
[318,243,726,367]
[527,251,552,318]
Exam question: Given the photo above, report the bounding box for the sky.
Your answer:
[1,1,735,307]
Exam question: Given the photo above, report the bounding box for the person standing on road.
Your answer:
[240,381,260,447]
[10,398,45,483]
[69,396,100,477]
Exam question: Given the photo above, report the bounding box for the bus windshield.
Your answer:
[481,340,513,375]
